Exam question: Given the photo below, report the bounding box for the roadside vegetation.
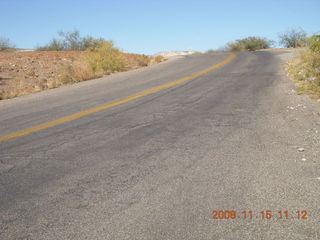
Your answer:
[0,31,165,100]
[206,48,228,53]
[221,28,319,100]
[37,30,108,51]
[192,51,204,55]
[39,31,165,88]
[227,37,274,51]
[285,34,320,99]
[2,28,320,101]
[278,28,308,48]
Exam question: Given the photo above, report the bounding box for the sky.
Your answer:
[1,0,319,54]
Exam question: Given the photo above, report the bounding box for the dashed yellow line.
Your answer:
[0,53,236,143]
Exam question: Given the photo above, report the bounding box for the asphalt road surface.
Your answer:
[0,51,319,239]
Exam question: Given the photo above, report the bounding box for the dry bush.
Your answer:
[148,55,165,65]
[59,60,96,85]
[285,50,320,98]
[84,41,125,75]
[123,53,150,69]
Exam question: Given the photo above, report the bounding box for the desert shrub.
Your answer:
[59,61,95,84]
[38,31,126,75]
[153,55,165,63]
[57,41,125,84]
[58,30,83,50]
[37,38,64,51]
[37,30,107,51]
[37,30,163,76]
[308,35,320,53]
[278,28,307,48]
[145,55,165,66]
[124,54,150,67]
[0,37,15,51]
[84,41,125,74]
[227,42,243,51]
[227,37,273,51]
[285,50,320,98]
[82,37,105,50]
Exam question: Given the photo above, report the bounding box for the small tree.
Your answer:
[278,28,307,48]
[58,30,83,51]
[0,37,14,50]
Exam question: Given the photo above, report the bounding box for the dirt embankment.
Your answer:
[0,51,164,100]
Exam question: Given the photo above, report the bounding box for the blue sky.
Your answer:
[1,0,319,54]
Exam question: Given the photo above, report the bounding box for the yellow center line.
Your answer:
[0,53,236,143]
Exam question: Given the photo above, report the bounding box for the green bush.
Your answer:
[308,35,320,53]
[227,37,273,51]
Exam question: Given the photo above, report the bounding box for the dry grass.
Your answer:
[285,50,320,99]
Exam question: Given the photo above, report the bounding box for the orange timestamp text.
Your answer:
[210,210,308,220]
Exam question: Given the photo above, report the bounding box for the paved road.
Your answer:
[0,51,319,239]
